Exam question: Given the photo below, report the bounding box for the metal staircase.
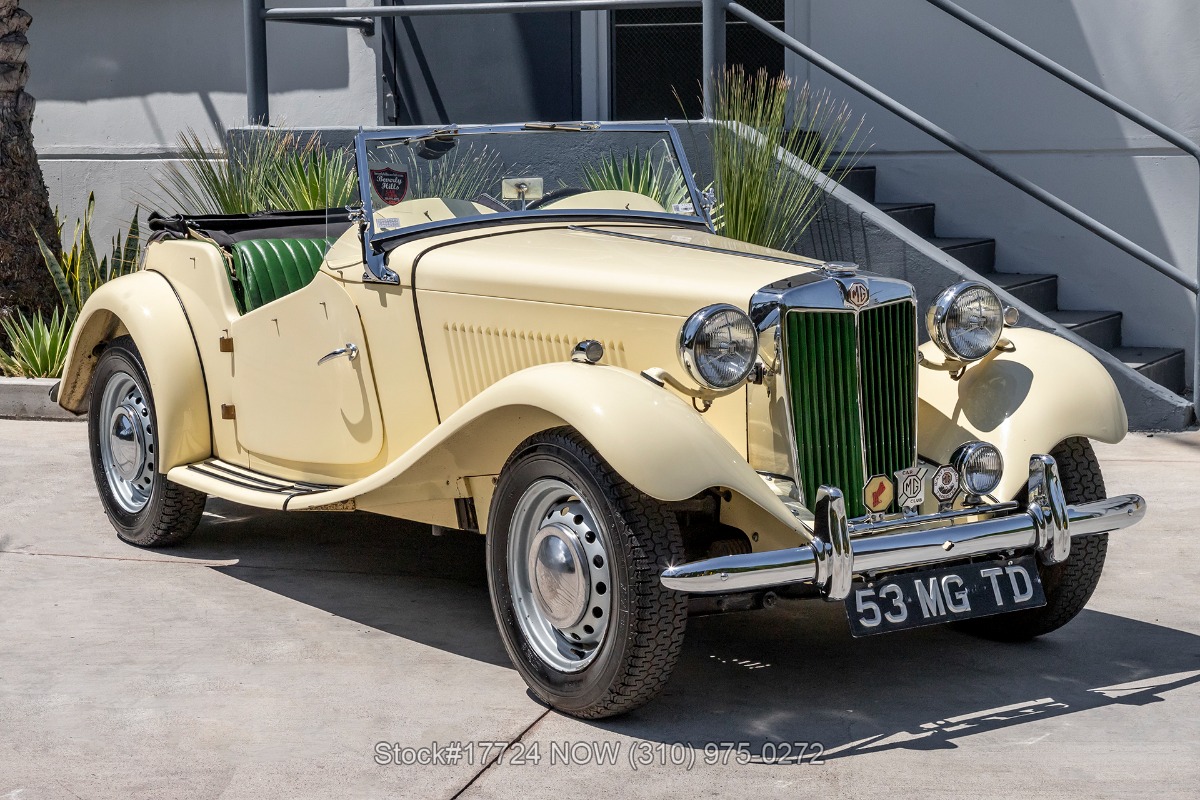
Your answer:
[836,165,1188,397]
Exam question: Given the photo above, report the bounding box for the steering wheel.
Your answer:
[526,187,591,210]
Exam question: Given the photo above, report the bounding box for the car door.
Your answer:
[229,272,384,469]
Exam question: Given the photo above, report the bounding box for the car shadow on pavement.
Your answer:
[595,602,1200,760]
[171,501,510,668]
[175,501,1200,757]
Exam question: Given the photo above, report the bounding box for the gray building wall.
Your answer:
[24,0,1200,364]
[26,0,380,240]
[788,0,1200,364]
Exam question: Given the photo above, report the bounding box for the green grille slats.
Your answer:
[859,301,918,511]
[785,302,917,518]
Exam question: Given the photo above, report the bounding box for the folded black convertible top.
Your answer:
[148,208,355,245]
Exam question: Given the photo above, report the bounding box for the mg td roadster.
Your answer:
[56,122,1145,718]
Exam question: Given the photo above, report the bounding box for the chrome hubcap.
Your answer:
[509,479,613,672]
[97,372,156,514]
[109,405,144,481]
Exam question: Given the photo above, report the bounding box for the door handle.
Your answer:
[317,343,359,366]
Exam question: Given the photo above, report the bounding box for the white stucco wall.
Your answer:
[787,0,1200,361]
[25,0,380,240]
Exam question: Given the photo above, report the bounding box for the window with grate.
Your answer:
[610,1,785,120]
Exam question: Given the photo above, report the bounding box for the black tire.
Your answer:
[953,437,1108,641]
[88,337,206,547]
[487,428,687,719]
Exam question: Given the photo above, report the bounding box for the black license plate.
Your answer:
[845,555,1047,637]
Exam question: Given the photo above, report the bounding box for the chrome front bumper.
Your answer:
[661,455,1146,599]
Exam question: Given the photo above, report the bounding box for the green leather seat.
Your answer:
[231,237,337,313]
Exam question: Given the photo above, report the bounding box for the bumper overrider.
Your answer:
[660,455,1145,599]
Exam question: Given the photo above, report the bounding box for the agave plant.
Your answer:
[0,308,71,378]
[582,144,690,210]
[152,128,356,215]
[709,66,868,252]
[34,194,142,319]
[401,143,508,202]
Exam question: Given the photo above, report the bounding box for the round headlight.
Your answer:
[926,281,1004,361]
[951,441,1004,497]
[678,304,759,390]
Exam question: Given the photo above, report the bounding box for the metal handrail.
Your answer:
[724,0,1198,414]
[922,0,1200,411]
[245,0,1199,412]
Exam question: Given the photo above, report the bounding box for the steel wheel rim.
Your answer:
[97,371,156,514]
[508,478,613,672]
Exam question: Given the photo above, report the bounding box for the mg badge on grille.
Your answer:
[895,466,926,510]
[844,280,870,309]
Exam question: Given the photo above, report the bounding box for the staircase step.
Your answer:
[1110,346,1187,396]
[833,165,876,203]
[1047,309,1123,351]
[978,271,1058,313]
[932,237,996,273]
[878,203,935,238]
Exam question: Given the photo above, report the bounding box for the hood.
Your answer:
[410,223,826,317]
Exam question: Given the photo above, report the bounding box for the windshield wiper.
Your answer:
[377,125,460,149]
[522,122,600,132]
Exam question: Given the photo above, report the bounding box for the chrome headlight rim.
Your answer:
[926,280,1004,362]
[950,441,1004,497]
[678,303,759,390]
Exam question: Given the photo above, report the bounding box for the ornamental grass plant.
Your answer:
[709,66,868,252]
[153,128,356,215]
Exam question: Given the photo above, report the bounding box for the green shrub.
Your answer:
[34,194,142,320]
[709,66,868,251]
[152,128,356,215]
[0,308,71,379]
[401,143,508,203]
[582,144,690,210]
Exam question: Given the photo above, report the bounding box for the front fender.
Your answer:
[58,271,211,471]
[918,327,1127,501]
[288,362,808,540]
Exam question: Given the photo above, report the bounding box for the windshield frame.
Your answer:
[353,121,710,283]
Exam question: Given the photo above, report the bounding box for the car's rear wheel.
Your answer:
[88,337,206,547]
[953,437,1108,641]
[487,428,687,719]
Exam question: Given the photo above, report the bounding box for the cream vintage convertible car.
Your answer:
[55,122,1145,718]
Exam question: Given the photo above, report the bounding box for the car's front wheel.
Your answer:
[487,428,687,719]
[953,437,1108,641]
[88,337,206,547]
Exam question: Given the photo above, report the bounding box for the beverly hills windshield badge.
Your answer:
[370,167,409,206]
[843,279,870,309]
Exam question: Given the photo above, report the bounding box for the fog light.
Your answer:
[951,441,1003,497]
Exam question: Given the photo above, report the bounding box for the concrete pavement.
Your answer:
[0,419,1196,798]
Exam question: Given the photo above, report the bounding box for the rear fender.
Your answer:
[58,271,211,471]
[287,362,810,543]
[918,327,1127,501]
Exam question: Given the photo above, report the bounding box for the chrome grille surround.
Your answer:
[750,273,920,518]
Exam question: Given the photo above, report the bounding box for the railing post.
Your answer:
[244,0,270,125]
[702,0,726,118]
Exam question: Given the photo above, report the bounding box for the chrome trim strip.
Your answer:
[758,274,920,507]
[570,226,827,271]
[660,454,1146,597]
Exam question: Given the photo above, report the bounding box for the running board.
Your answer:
[167,459,342,510]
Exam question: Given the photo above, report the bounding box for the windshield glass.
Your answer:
[356,125,703,243]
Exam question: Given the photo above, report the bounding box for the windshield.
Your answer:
[354,124,705,279]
